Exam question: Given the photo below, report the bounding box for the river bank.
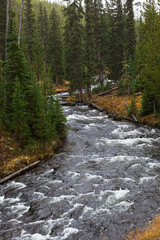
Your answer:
[0,127,64,181]
[0,84,68,181]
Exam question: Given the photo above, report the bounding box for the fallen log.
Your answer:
[0,160,40,184]
[97,87,119,96]
[89,102,103,111]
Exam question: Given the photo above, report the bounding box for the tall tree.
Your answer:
[94,0,105,86]
[124,0,136,61]
[23,0,36,64]
[106,0,124,81]
[0,0,6,62]
[18,0,24,45]
[85,0,97,96]
[139,0,160,116]
[48,6,64,85]
[64,0,85,101]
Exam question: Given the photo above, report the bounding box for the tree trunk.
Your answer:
[18,0,24,45]
[153,97,156,117]
[79,88,85,103]
[97,44,103,87]
[56,73,59,86]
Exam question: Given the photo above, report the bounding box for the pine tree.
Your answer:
[106,0,124,81]
[94,0,105,86]
[23,0,36,64]
[0,61,5,123]
[64,0,85,101]
[48,7,64,86]
[43,6,49,71]
[85,0,97,95]
[6,12,29,116]
[124,0,136,61]
[11,77,30,145]
[50,96,67,137]
[139,0,160,116]
[0,0,6,62]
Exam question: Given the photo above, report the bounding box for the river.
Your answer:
[0,94,160,240]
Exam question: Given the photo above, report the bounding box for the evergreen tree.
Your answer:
[48,6,64,86]
[64,0,85,101]
[38,1,45,47]
[94,0,105,86]
[106,0,124,81]
[0,61,5,123]
[139,0,160,116]
[43,6,49,71]
[6,12,29,116]
[0,0,6,62]
[124,0,136,61]
[23,0,36,64]
[34,36,45,82]
[11,77,30,145]
[50,96,67,136]
[85,0,97,95]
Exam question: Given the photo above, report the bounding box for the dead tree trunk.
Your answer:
[18,0,24,45]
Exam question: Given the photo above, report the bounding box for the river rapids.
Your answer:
[0,94,160,240]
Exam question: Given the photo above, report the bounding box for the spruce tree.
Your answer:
[94,0,105,86]
[23,0,36,64]
[50,96,67,137]
[124,0,136,61]
[85,0,97,95]
[64,0,85,101]
[0,0,6,62]
[139,0,160,116]
[0,61,5,123]
[48,7,64,86]
[43,6,49,71]
[106,0,124,81]
[11,77,30,145]
[6,12,29,116]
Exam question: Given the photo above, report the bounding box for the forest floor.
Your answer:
[0,126,63,180]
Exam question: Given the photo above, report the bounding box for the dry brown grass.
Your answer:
[55,80,69,93]
[124,215,160,240]
[96,94,142,117]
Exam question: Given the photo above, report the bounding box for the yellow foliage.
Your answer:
[124,215,160,240]
[96,95,142,117]
[55,81,70,93]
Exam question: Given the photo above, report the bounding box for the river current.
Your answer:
[0,94,160,240]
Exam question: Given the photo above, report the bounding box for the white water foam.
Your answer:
[96,137,153,147]
[112,128,142,138]
[4,197,20,204]
[5,181,26,189]
[148,162,160,168]
[115,201,134,211]
[33,192,47,199]
[61,227,79,240]
[50,194,76,203]
[139,176,158,184]
[67,114,90,121]
[6,203,29,217]
[67,171,80,179]
[85,173,103,180]
[0,195,4,204]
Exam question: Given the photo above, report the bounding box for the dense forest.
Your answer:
[0,0,160,147]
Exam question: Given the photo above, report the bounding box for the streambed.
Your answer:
[0,96,160,240]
